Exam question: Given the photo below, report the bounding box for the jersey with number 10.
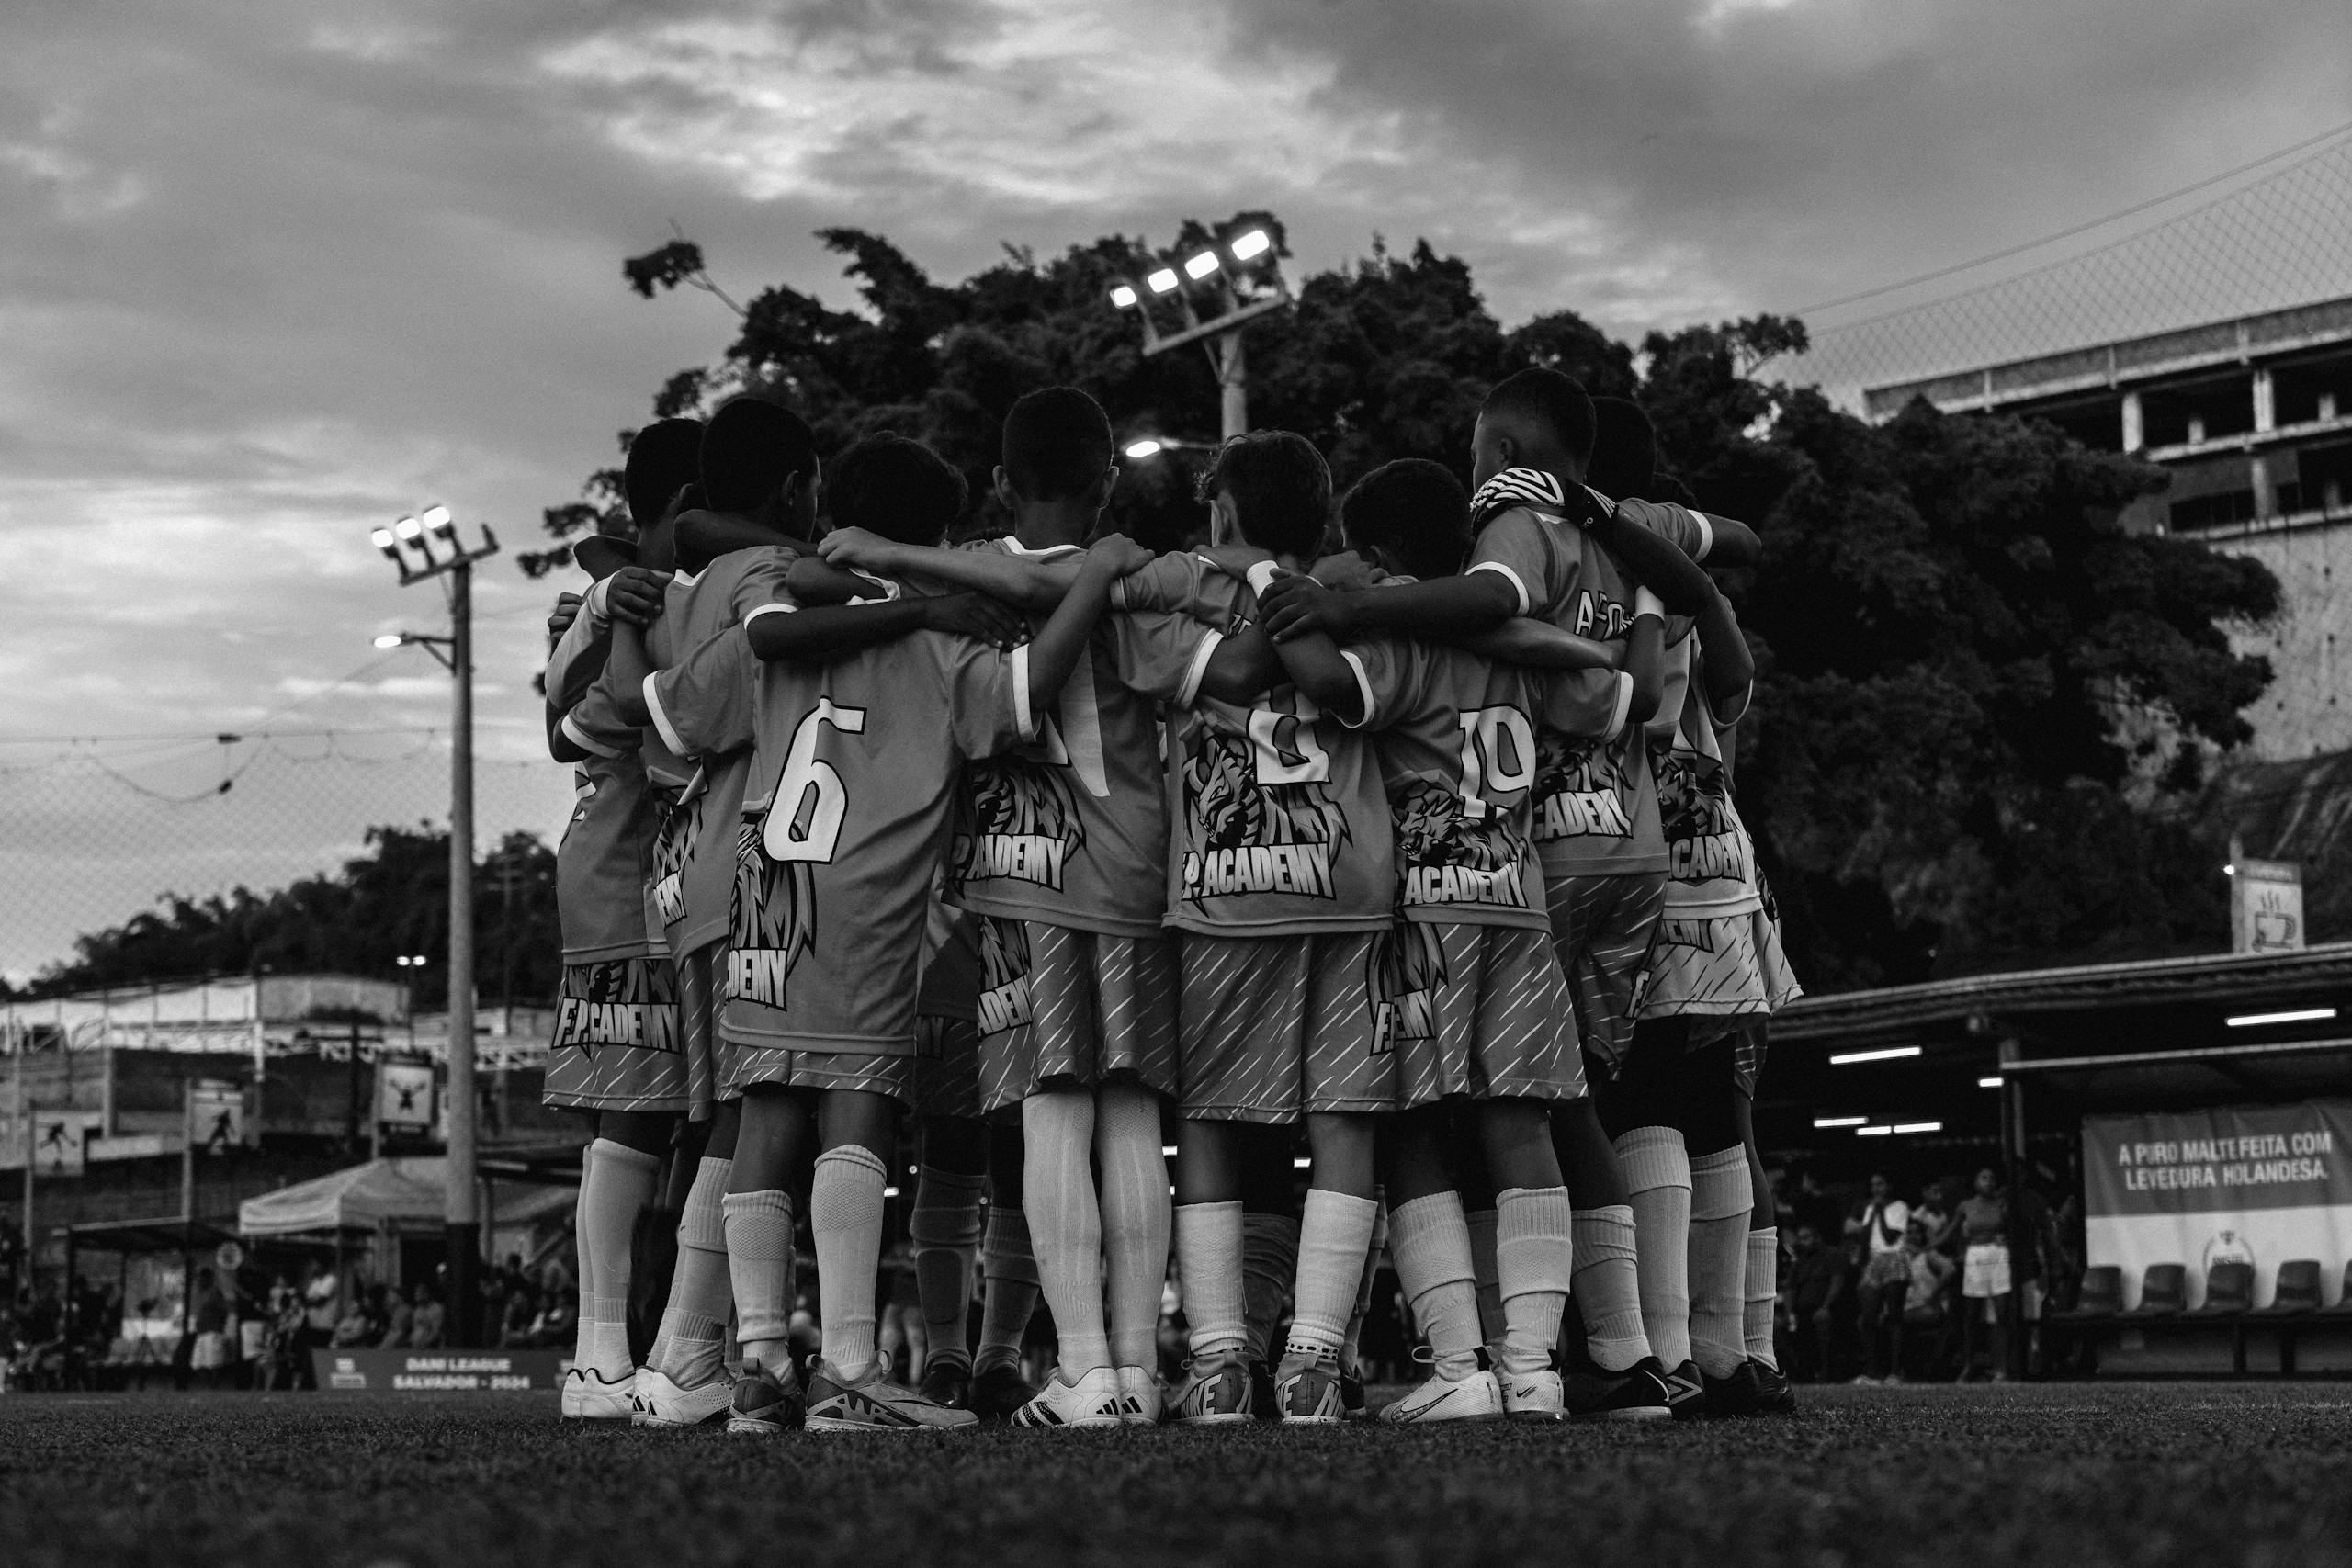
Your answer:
[649,619,1035,1055]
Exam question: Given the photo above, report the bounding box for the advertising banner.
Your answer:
[377,1061,436,1132]
[2082,1099,2351,1309]
[311,1348,570,1393]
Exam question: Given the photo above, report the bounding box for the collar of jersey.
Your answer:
[1001,534,1085,558]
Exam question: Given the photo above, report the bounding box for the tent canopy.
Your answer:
[238,1157,452,1237]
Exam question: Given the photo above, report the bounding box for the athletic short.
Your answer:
[1544,870,1666,1081]
[1179,931,1388,1122]
[1379,920,1585,1107]
[1963,1242,2013,1299]
[914,1016,985,1122]
[722,1038,915,1105]
[975,919,1181,1112]
[1636,906,1803,1021]
[543,954,688,1114]
[1731,1022,1770,1100]
[676,943,724,1121]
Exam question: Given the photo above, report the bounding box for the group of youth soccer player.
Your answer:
[537,365,1801,1435]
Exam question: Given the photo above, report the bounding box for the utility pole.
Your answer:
[1107,222,1290,444]
[367,504,498,1346]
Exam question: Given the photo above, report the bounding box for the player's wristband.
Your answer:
[1634,588,1665,621]
[1245,560,1283,598]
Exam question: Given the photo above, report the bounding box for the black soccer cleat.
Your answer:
[1661,1359,1708,1421]
[919,1358,973,1413]
[968,1359,1039,1421]
[1563,1356,1674,1422]
[1340,1369,1367,1420]
[1748,1359,1798,1416]
[1701,1361,1764,1417]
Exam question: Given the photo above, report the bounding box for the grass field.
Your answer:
[4,1382,2351,1568]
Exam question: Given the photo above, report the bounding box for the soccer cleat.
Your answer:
[1274,1352,1346,1426]
[804,1359,979,1434]
[1340,1369,1368,1420]
[1377,1361,1504,1425]
[1562,1357,1674,1422]
[1500,1366,1568,1420]
[1115,1364,1163,1427]
[1662,1359,1707,1420]
[1010,1365,1127,1430]
[1750,1359,1797,1416]
[632,1365,735,1427]
[725,1359,804,1436]
[1170,1349,1255,1426]
[917,1358,973,1413]
[560,1366,636,1422]
[1249,1359,1280,1422]
[1702,1361,1764,1417]
[969,1358,1039,1420]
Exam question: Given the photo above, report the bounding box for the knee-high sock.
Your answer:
[576,1139,661,1378]
[1465,1206,1503,1356]
[810,1145,888,1379]
[910,1164,985,1372]
[978,1205,1040,1371]
[1241,1212,1299,1365]
[1341,1201,1387,1374]
[652,1156,734,1385]
[1387,1192,1482,1381]
[1687,1147,1753,1379]
[721,1188,796,1372]
[1023,1092,1108,1377]
[1745,1226,1781,1371]
[1096,1084,1171,1371]
[571,1147,598,1373]
[1284,1189,1379,1361]
[1571,1204,1652,1372]
[1495,1186,1576,1377]
[1615,1126,1693,1371]
[1176,1201,1247,1358]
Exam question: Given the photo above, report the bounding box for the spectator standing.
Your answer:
[189,1268,232,1388]
[1957,1168,2014,1381]
[1896,1219,1956,1380]
[1781,1224,1844,1381]
[1847,1173,1910,1384]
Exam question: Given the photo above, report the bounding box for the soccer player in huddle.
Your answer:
[818,388,1182,1427]
[634,432,1149,1432]
[539,420,695,1420]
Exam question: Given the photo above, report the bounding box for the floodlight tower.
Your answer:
[368,503,499,1345]
[1106,224,1292,442]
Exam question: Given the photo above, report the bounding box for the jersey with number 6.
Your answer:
[648,618,1036,1055]
[1353,638,1634,931]
[1111,553,1393,939]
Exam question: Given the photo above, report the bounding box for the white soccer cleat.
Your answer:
[560,1366,637,1422]
[1010,1365,1127,1430]
[804,1359,978,1434]
[1115,1364,1164,1426]
[631,1365,735,1427]
[1170,1348,1254,1426]
[1376,1367,1504,1425]
[1500,1367,1567,1421]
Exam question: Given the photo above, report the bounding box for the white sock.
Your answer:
[652,1156,733,1386]
[978,1206,1039,1371]
[1572,1205,1651,1371]
[811,1145,888,1379]
[571,1145,599,1374]
[1687,1146,1753,1379]
[1615,1126,1694,1371]
[721,1188,796,1371]
[1387,1192,1482,1381]
[1284,1189,1378,1362]
[1175,1201,1246,1357]
[1342,1201,1387,1374]
[1023,1090,1108,1377]
[576,1139,661,1378]
[1096,1083,1170,1371]
[1495,1186,1575,1377]
[1745,1226,1781,1371]
[1465,1207,1503,1358]
[910,1164,985,1372]
[1242,1212,1300,1365]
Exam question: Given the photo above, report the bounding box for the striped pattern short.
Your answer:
[1636,907,1803,1021]
[1381,921,1586,1107]
[975,920,1180,1112]
[720,1039,916,1105]
[1177,931,1388,1122]
[1544,871,1666,1082]
[543,954,688,1115]
[914,1016,986,1122]
[676,943,723,1121]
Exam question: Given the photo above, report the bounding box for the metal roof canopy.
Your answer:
[56,1216,240,1255]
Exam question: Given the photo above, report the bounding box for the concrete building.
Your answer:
[1868,295,2352,761]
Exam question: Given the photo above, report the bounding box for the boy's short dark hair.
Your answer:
[1339,459,1471,581]
[1196,430,1330,558]
[1482,367,1597,471]
[1002,387,1114,502]
[701,395,819,513]
[624,418,706,527]
[827,433,968,547]
[1586,397,1657,501]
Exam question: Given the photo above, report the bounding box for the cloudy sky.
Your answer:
[1,0,2346,976]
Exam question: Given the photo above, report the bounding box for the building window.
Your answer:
[2169,490,2259,531]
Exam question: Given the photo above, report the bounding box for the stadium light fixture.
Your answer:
[1105,214,1295,441]
[1979,1076,2004,1089]
[1855,1125,1893,1137]
[1292,1156,1312,1170]
[1147,267,1180,294]
[394,515,424,541]
[1109,283,1139,309]
[1184,250,1221,280]
[1830,1045,1922,1066]
[1125,438,1164,459]
[2226,1006,2336,1028]
[1230,228,1271,261]
[1813,1115,1866,1128]
[1893,1122,1944,1135]
[373,634,403,649]
[423,504,455,540]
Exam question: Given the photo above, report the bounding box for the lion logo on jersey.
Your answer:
[956,754,1083,895]
[727,816,817,1011]
[1530,732,1633,843]
[973,916,1035,1036]
[1180,728,1347,906]
[1393,780,1531,912]
[1367,920,1448,1056]
[650,789,700,926]
[1650,739,1747,887]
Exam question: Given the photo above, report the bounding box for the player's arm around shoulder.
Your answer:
[1019,535,1156,726]
[821,526,1085,612]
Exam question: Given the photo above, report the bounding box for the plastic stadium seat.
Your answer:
[2057,1266,2123,1321]
[2193,1260,2254,1316]
[2253,1260,2324,1317]
[2119,1263,2188,1318]
[2321,1260,2352,1317]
